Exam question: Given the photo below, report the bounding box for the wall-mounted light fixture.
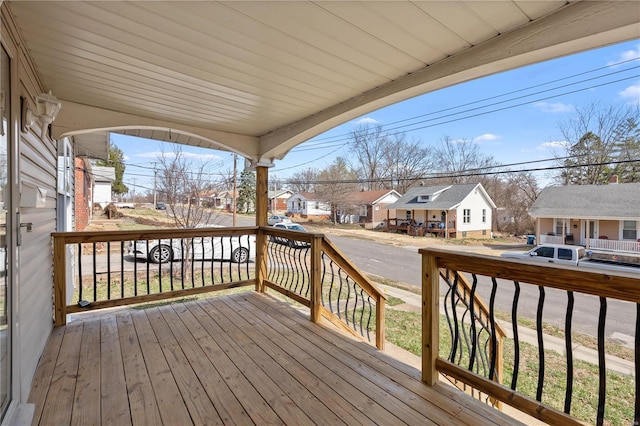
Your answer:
[21,90,62,139]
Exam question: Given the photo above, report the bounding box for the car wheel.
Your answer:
[149,244,173,263]
[232,247,250,263]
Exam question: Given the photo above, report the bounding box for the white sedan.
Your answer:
[129,234,256,264]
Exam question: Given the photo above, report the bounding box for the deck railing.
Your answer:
[588,238,640,254]
[421,247,639,426]
[52,226,386,349]
[260,226,386,349]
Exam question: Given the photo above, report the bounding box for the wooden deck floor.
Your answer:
[28,292,521,425]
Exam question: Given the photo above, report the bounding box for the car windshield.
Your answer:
[288,224,305,231]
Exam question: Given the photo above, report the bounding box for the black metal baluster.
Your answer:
[450,274,460,362]
[169,238,174,291]
[596,297,607,426]
[200,237,205,287]
[443,278,455,360]
[106,242,111,300]
[180,239,185,289]
[245,235,251,279]
[77,243,83,303]
[302,246,310,298]
[320,253,327,306]
[219,236,224,284]
[343,269,350,325]
[511,281,521,390]
[120,241,125,299]
[92,243,97,302]
[536,286,545,402]
[190,238,195,288]
[488,277,498,381]
[468,274,479,371]
[352,279,360,332]
[133,241,138,296]
[227,236,233,284]
[358,287,365,336]
[158,239,163,293]
[210,236,215,285]
[564,291,575,414]
[145,241,150,294]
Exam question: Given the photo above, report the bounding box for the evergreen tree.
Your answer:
[96,145,128,195]
[237,169,256,213]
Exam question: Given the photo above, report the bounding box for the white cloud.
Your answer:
[123,155,130,161]
[354,117,379,124]
[537,141,569,151]
[472,133,500,144]
[532,101,574,113]
[619,83,640,105]
[606,44,640,66]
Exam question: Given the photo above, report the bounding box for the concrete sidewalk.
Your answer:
[377,284,635,377]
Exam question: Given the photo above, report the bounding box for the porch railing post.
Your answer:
[53,235,67,327]
[310,235,322,323]
[255,166,269,292]
[422,253,439,385]
[376,294,385,350]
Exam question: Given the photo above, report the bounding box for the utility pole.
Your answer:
[153,162,157,206]
[132,178,136,203]
[232,153,237,227]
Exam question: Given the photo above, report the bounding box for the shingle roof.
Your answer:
[529,183,640,220]
[385,183,494,210]
[347,189,400,204]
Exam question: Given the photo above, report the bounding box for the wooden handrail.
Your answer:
[421,247,639,425]
[420,247,640,302]
[52,226,259,244]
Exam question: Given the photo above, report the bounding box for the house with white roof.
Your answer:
[385,183,496,238]
[529,181,640,254]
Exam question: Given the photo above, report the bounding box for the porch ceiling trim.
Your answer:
[53,101,259,158]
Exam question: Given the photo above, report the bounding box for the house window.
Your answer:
[463,209,471,223]
[482,229,487,236]
[462,231,467,238]
[555,219,567,236]
[406,210,412,220]
[482,209,486,223]
[622,221,637,240]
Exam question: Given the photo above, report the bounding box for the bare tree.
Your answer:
[380,133,436,193]
[287,168,320,193]
[555,103,639,185]
[315,157,358,223]
[348,124,388,190]
[434,136,500,184]
[497,172,540,235]
[156,144,219,229]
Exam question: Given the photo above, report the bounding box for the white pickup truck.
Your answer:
[501,244,639,275]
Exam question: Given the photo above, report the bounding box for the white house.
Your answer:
[86,163,115,209]
[385,183,496,238]
[286,192,331,219]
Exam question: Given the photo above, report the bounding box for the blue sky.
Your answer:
[113,39,640,194]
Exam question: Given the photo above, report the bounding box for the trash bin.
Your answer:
[527,235,536,245]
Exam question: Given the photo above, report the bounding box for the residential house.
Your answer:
[87,163,115,209]
[268,189,293,212]
[385,183,496,238]
[287,192,331,219]
[529,181,640,254]
[343,189,401,228]
[212,190,237,211]
[0,2,636,425]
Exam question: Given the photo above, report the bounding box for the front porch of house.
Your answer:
[385,209,457,238]
[536,217,640,254]
[28,291,518,425]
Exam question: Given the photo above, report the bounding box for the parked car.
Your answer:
[156,202,167,210]
[501,244,640,274]
[267,215,292,226]
[128,232,256,263]
[270,223,310,248]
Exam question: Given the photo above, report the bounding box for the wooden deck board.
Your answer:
[29,292,523,425]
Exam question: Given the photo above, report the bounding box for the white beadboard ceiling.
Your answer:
[7,1,640,164]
